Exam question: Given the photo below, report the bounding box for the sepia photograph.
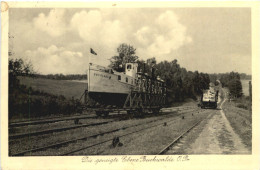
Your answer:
[1,1,260,170]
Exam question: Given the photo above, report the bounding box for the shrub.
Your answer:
[236,103,248,110]
[9,83,83,119]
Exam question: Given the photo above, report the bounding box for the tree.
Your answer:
[109,43,138,72]
[9,58,34,89]
[229,71,240,80]
[218,72,241,87]
[8,58,35,119]
[228,79,243,98]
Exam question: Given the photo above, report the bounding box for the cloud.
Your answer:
[135,11,192,61]
[12,9,192,74]
[25,45,85,74]
[70,10,192,63]
[134,26,153,47]
[70,10,127,52]
[70,10,131,66]
[33,9,68,37]
[10,8,251,75]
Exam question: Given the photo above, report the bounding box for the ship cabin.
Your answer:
[116,63,138,86]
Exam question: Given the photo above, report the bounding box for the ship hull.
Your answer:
[87,64,136,106]
[88,92,128,107]
[88,65,135,94]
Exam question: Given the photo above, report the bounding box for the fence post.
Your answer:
[249,81,252,101]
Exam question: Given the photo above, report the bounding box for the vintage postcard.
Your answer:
[1,1,260,170]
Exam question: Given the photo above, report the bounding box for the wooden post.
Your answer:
[249,81,252,101]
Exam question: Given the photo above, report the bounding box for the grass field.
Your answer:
[18,77,87,100]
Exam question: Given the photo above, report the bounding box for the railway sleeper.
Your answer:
[95,111,109,117]
[94,105,161,117]
[129,107,161,116]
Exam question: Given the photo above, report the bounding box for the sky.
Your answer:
[9,8,251,75]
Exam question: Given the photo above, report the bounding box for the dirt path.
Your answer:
[188,99,249,154]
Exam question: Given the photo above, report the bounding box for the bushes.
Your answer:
[236,103,248,110]
[9,84,83,119]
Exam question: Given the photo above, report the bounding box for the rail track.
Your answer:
[10,107,201,156]
[9,106,194,128]
[9,114,96,127]
[157,111,216,155]
[9,106,197,140]
[62,108,208,156]
[9,120,115,140]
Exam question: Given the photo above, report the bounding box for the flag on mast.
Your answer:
[90,48,97,55]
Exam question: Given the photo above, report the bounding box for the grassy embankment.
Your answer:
[222,87,252,151]
[9,77,87,121]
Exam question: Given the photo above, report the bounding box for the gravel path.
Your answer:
[188,99,250,154]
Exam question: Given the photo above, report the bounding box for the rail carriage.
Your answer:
[200,85,219,109]
[84,62,166,116]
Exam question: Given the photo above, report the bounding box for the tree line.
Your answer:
[208,72,251,85]
[109,43,248,102]
[32,73,87,80]
[109,44,211,104]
